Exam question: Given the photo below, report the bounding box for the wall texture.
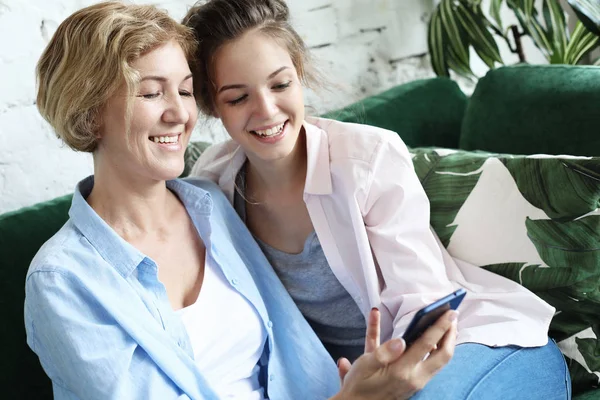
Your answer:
[0,0,446,213]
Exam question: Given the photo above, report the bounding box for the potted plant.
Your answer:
[428,0,600,78]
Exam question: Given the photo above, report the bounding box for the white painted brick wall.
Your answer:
[0,0,445,214]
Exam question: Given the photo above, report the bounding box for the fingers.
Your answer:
[337,357,352,384]
[364,307,381,353]
[422,316,457,375]
[402,310,458,366]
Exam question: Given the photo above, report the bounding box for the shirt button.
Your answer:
[267,321,273,329]
[231,278,238,286]
[269,374,275,382]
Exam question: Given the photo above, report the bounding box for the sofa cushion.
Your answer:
[411,147,600,394]
[0,194,72,399]
[181,140,212,177]
[460,65,600,156]
[321,77,467,149]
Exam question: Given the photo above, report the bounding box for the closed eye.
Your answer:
[273,81,292,90]
[139,92,161,99]
[179,90,193,97]
[228,94,247,105]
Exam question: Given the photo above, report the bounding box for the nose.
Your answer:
[163,92,190,125]
[253,90,278,119]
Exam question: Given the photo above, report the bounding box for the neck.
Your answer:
[87,158,176,239]
[245,127,307,196]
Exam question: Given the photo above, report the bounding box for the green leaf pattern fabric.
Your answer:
[411,148,600,394]
[181,141,212,178]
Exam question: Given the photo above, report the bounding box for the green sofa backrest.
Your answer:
[460,64,600,156]
[322,77,468,149]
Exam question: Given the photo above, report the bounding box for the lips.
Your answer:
[250,121,287,137]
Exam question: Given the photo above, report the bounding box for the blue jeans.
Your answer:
[412,338,571,400]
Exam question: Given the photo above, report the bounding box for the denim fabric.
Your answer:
[413,338,570,400]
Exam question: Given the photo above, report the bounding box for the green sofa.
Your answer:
[2,64,599,399]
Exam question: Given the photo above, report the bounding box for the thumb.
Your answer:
[337,357,352,384]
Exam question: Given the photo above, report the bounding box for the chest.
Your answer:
[245,198,314,254]
[137,216,206,310]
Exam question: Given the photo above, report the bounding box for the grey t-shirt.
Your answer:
[234,170,366,362]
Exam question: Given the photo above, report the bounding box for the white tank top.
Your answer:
[177,254,267,399]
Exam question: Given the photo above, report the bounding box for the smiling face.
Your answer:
[212,29,305,163]
[96,40,198,182]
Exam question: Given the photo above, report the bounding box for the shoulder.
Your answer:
[27,221,89,279]
[25,221,107,324]
[306,116,412,166]
[190,139,240,178]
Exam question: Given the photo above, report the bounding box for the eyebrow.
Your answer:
[217,66,290,93]
[140,73,193,83]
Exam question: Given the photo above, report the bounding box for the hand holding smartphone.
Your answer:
[402,288,466,347]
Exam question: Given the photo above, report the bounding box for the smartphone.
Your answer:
[402,288,466,347]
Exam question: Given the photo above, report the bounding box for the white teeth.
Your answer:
[254,123,285,137]
[150,135,178,143]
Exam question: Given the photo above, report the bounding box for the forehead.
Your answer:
[213,30,295,85]
[131,40,191,78]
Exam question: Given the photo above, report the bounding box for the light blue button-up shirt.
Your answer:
[24,176,339,400]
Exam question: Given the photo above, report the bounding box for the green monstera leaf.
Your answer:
[526,216,600,275]
[411,149,487,247]
[481,262,571,291]
[502,157,600,221]
[578,329,600,371]
[482,215,600,395]
[568,360,600,395]
[539,285,599,338]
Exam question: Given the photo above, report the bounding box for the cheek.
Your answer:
[293,87,305,107]
[282,86,304,113]
[129,103,155,132]
[219,108,245,133]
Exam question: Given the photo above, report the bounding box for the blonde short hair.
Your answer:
[36,1,197,152]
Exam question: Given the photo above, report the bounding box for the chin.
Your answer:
[154,163,185,181]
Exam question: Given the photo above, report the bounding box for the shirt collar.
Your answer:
[303,119,333,195]
[212,145,247,204]
[69,176,212,278]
